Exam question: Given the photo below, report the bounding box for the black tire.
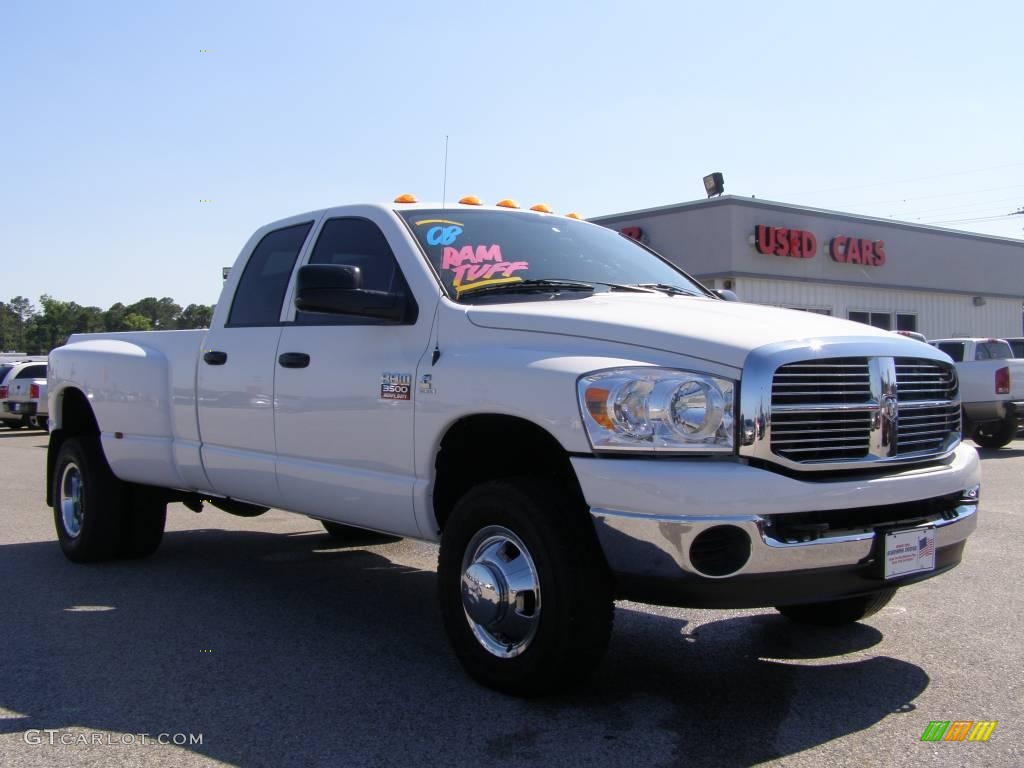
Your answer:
[973,416,1017,449]
[776,588,897,627]
[118,487,167,559]
[52,436,130,562]
[437,477,613,696]
[320,520,400,544]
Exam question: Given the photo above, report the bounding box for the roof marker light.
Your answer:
[529,203,553,213]
[496,199,520,209]
[458,195,483,205]
[394,193,418,203]
[565,212,582,219]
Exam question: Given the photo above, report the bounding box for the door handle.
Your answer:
[278,352,311,369]
[203,350,228,365]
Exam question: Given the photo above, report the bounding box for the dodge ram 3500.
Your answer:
[46,199,980,695]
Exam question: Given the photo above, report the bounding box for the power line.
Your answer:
[897,195,1024,218]
[798,161,1024,197]
[925,209,1023,225]
[849,183,1024,210]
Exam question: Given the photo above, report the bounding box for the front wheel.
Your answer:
[775,588,897,626]
[437,478,613,696]
[973,416,1018,449]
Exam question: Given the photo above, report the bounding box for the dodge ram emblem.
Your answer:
[882,394,899,423]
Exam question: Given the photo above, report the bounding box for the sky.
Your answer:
[1,0,1022,309]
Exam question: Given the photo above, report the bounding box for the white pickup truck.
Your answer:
[47,199,980,694]
[1,359,48,430]
[929,338,1024,449]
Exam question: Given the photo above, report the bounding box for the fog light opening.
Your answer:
[689,525,751,577]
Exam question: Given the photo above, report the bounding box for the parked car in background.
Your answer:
[0,360,48,430]
[929,338,1024,448]
[5,373,48,430]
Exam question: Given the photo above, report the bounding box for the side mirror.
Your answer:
[713,288,740,302]
[294,264,409,322]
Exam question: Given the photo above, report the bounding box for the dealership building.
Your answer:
[593,196,1024,339]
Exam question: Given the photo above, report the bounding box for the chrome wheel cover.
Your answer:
[460,525,541,658]
[60,462,84,538]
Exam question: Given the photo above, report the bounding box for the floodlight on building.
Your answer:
[703,172,725,198]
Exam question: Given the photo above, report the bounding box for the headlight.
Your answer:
[577,368,735,453]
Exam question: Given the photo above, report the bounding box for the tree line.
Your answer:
[0,296,215,355]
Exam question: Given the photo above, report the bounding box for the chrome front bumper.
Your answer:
[591,491,978,607]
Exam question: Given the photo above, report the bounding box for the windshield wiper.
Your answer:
[457,279,658,299]
[457,279,597,298]
[634,283,701,297]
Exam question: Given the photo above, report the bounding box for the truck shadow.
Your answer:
[0,524,928,768]
[0,430,47,440]
[974,446,1024,459]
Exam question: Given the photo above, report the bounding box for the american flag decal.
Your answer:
[918,535,935,560]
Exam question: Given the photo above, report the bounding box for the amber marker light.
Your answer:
[394,193,418,203]
[529,203,553,213]
[565,212,582,219]
[458,195,483,205]
[584,387,613,429]
[495,199,520,209]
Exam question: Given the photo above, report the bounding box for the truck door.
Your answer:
[197,220,315,507]
[273,215,434,537]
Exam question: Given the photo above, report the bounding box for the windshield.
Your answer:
[399,209,707,300]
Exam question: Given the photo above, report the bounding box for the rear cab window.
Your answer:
[228,222,314,326]
[974,341,1012,361]
[15,364,46,379]
[936,342,965,362]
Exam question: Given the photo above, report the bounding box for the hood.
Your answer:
[466,294,907,369]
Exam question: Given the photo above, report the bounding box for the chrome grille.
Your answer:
[770,357,871,406]
[894,358,957,402]
[768,356,959,467]
[894,358,959,455]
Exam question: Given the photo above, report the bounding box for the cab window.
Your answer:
[975,341,1012,361]
[228,222,313,327]
[15,364,46,379]
[937,342,964,362]
[295,217,415,325]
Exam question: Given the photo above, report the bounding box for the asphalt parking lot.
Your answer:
[0,431,1021,768]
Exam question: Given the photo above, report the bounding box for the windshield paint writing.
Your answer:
[426,225,463,246]
[402,209,704,301]
[441,244,530,289]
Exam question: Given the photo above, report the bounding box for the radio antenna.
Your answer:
[441,135,449,208]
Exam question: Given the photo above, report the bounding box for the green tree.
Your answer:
[178,303,214,329]
[124,297,181,330]
[0,302,19,351]
[120,313,152,331]
[5,296,35,351]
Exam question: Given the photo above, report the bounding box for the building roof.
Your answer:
[591,195,1024,248]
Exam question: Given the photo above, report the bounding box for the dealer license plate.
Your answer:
[9,403,20,412]
[884,527,936,579]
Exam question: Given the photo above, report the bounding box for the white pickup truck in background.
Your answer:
[930,338,1024,449]
[46,200,980,695]
[1,360,48,430]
